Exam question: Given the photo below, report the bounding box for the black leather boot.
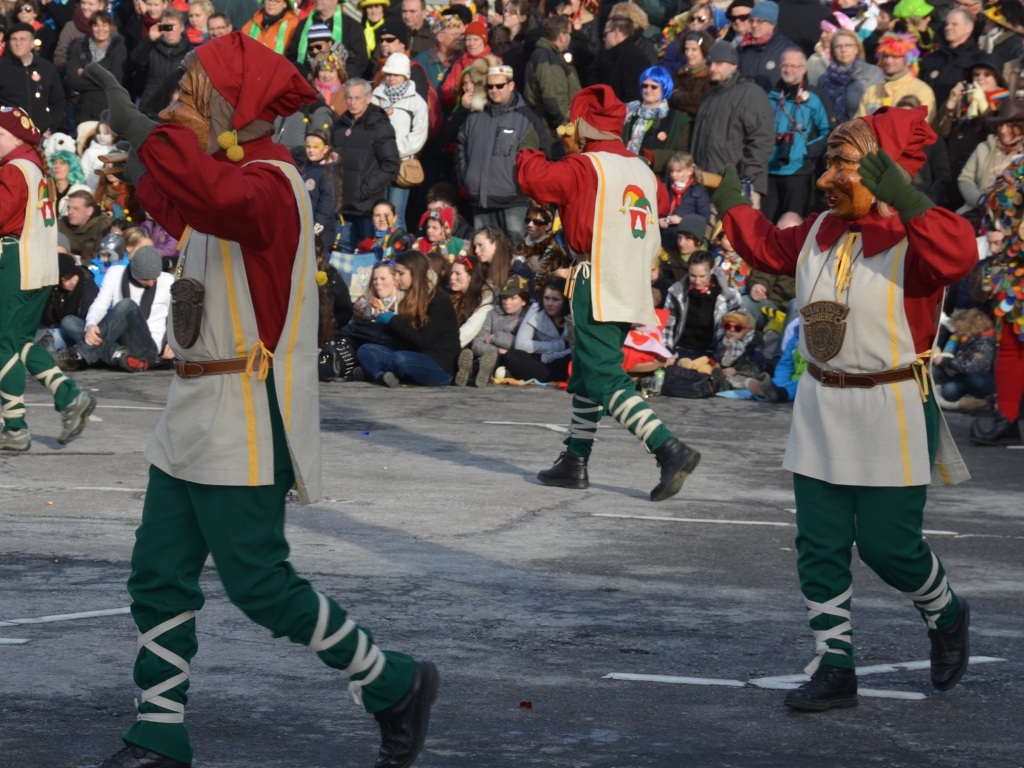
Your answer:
[93,745,190,768]
[969,413,1021,445]
[650,438,701,502]
[784,664,859,711]
[929,599,970,691]
[537,452,589,489]
[374,660,441,768]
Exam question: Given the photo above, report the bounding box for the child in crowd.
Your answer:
[456,274,531,387]
[504,277,572,383]
[659,151,710,252]
[932,307,997,412]
[713,310,767,390]
[414,207,466,259]
[709,225,748,292]
[186,0,213,45]
[292,129,339,250]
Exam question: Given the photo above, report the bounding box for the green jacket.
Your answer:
[524,38,581,142]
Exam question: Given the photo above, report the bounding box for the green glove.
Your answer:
[84,62,158,151]
[858,148,934,224]
[712,164,749,217]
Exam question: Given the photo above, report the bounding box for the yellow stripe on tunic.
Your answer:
[886,241,912,486]
[220,238,259,484]
[591,156,608,320]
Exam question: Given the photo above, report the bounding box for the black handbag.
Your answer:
[318,338,356,382]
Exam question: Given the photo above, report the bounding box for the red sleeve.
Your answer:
[136,127,300,350]
[723,206,820,277]
[0,163,29,236]
[517,149,598,254]
[656,178,670,218]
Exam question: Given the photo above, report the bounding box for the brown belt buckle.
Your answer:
[175,360,205,379]
[819,369,844,387]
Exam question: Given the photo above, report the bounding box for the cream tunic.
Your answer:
[785,215,969,488]
[9,158,58,290]
[145,160,322,504]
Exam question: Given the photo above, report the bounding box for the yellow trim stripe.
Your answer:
[886,240,912,486]
[279,162,314,432]
[220,238,259,484]
[590,154,606,321]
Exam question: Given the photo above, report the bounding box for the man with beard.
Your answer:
[715,106,974,711]
[84,32,438,768]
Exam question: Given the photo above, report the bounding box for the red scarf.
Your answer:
[668,178,693,211]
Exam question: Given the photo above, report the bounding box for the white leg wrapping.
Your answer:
[803,586,853,675]
[568,396,602,442]
[0,351,26,420]
[902,553,951,630]
[135,611,196,724]
[308,592,386,708]
[608,390,663,444]
[22,341,67,396]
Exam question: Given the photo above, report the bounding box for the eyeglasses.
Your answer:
[730,13,750,21]
[722,321,745,332]
[18,5,35,12]
[380,35,398,43]
[525,217,548,226]
[641,82,660,90]
[486,82,509,91]
[690,15,708,23]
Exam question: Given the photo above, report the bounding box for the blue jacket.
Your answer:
[768,85,831,177]
[88,254,129,289]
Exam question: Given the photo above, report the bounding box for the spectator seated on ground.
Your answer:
[424,183,474,240]
[931,307,997,412]
[57,247,174,373]
[340,258,403,352]
[745,316,804,403]
[356,200,414,257]
[503,276,572,383]
[709,225,748,292]
[448,252,494,348]
[40,253,99,353]
[58,189,112,265]
[413,206,466,258]
[455,273,531,387]
[663,250,743,361]
[512,199,569,296]
[470,224,532,301]
[712,310,769,390]
[87,231,128,289]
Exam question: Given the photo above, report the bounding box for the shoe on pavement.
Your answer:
[453,348,473,387]
[58,391,96,445]
[784,664,859,711]
[381,371,401,388]
[956,395,991,414]
[748,371,782,402]
[969,413,1020,446]
[374,660,441,768]
[475,348,499,388]
[56,347,85,371]
[0,428,31,452]
[537,452,589,489]
[929,599,970,691]
[92,744,190,767]
[650,438,701,502]
[115,348,150,373]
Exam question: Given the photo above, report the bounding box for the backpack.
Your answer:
[661,365,716,399]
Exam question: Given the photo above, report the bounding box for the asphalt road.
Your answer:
[1,369,1021,768]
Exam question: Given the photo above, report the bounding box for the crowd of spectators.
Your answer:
[1,0,1020,439]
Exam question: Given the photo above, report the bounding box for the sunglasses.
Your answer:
[641,82,660,90]
[525,217,548,226]
[690,15,708,23]
[486,82,509,91]
[380,35,398,43]
[722,321,746,332]
[18,5,35,11]
[730,13,750,21]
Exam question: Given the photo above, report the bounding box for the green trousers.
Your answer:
[123,379,414,765]
[0,243,78,431]
[793,394,961,671]
[563,270,674,458]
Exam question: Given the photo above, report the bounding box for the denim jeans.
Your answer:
[387,186,410,231]
[473,205,529,245]
[68,299,158,365]
[335,216,375,254]
[932,365,995,401]
[357,343,452,386]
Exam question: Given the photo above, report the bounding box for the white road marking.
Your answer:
[0,485,147,493]
[0,638,29,645]
[0,606,131,628]
[593,513,960,536]
[607,657,1007,701]
[25,403,163,411]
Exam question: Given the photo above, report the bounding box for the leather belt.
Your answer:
[174,356,272,379]
[807,362,918,388]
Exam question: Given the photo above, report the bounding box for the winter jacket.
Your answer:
[291,148,339,251]
[440,46,493,109]
[457,91,542,210]
[331,104,400,218]
[767,84,831,176]
[132,36,192,118]
[43,267,99,327]
[273,99,336,152]
[738,32,798,93]
[855,71,936,121]
[937,331,996,376]
[0,53,65,134]
[668,65,710,117]
[622,106,692,174]
[818,59,883,124]
[524,37,581,142]
[371,84,429,159]
[387,288,461,374]
[513,303,570,363]
[919,40,980,108]
[591,35,653,104]
[471,302,527,357]
[64,36,128,123]
[241,9,301,55]
[690,72,775,196]
[58,214,112,263]
[663,267,743,351]
[958,134,1018,211]
[286,10,369,80]
[714,331,769,376]
[662,182,712,249]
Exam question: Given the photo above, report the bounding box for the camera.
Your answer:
[158,23,173,31]
[775,131,795,165]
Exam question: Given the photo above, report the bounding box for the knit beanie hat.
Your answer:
[130,246,163,281]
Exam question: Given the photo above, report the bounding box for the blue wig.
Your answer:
[638,66,674,101]
[49,150,87,186]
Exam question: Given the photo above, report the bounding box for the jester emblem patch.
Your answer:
[800,300,850,362]
[170,278,206,349]
[620,185,655,239]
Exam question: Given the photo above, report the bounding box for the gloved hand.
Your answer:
[84,63,158,150]
[375,311,395,325]
[712,165,749,217]
[858,149,934,224]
